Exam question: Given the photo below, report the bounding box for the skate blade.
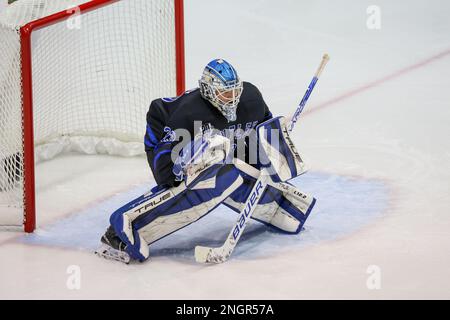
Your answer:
[94,244,131,264]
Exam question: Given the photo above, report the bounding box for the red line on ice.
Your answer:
[304,48,450,116]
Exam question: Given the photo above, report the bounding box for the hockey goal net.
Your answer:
[0,0,185,232]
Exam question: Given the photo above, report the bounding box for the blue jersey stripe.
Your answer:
[144,135,156,148]
[153,149,171,169]
[146,124,159,144]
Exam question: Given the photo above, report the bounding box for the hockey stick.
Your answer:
[195,54,330,264]
[287,53,330,132]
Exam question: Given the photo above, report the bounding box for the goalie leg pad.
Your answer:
[109,164,244,260]
[109,212,150,261]
[223,162,316,234]
[256,181,316,234]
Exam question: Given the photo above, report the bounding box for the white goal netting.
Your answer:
[0,0,180,227]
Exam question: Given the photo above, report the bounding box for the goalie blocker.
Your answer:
[105,117,316,262]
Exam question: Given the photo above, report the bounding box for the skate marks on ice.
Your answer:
[17,172,389,261]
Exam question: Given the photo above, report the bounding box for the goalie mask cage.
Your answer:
[0,0,185,232]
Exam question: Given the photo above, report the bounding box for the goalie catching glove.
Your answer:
[172,124,233,188]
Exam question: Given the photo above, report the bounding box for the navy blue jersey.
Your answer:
[145,81,272,187]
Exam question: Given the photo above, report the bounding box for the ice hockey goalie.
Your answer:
[95,59,316,263]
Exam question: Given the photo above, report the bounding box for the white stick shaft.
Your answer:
[315,53,330,78]
[195,174,267,263]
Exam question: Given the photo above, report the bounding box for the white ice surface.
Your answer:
[1,0,450,299]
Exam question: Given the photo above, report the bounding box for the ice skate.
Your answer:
[95,225,131,264]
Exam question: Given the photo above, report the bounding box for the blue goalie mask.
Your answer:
[199,59,243,122]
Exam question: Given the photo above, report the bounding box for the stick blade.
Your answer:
[195,245,230,264]
[195,245,212,263]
